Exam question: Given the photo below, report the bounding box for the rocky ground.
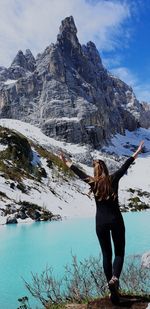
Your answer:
[65,295,150,309]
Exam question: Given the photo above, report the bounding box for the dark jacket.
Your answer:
[70,157,134,222]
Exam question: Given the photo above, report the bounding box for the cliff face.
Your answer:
[0,16,149,147]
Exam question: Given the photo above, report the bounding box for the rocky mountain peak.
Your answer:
[82,40,103,71]
[57,16,80,52]
[11,49,35,72]
[58,15,77,36]
[25,49,36,71]
[11,50,27,68]
[25,48,34,58]
[0,16,150,148]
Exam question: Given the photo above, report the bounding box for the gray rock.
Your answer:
[11,49,35,72]
[6,216,18,224]
[28,210,41,221]
[11,50,28,69]
[139,102,150,129]
[25,49,36,72]
[141,251,150,268]
[17,211,28,220]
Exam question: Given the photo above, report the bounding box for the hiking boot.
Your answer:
[108,276,120,305]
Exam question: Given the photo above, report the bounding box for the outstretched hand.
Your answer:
[137,140,144,153]
[132,140,144,159]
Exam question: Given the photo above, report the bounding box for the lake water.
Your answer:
[0,211,150,309]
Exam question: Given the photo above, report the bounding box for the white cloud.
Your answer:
[110,66,150,103]
[102,54,123,68]
[0,0,130,67]
[110,66,137,87]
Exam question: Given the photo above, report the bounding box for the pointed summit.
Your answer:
[59,16,77,35]
[10,49,35,72]
[25,49,36,71]
[57,16,80,52]
[83,41,103,68]
[11,50,28,69]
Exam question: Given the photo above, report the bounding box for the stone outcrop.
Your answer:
[0,16,149,148]
[0,49,35,83]
[139,102,150,129]
[0,126,33,163]
[6,215,18,224]
[141,251,150,268]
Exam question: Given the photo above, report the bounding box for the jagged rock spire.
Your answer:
[11,50,28,69]
[25,49,36,71]
[11,49,35,72]
[57,16,80,51]
[59,16,77,35]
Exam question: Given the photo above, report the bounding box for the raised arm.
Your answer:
[112,141,144,181]
[112,157,134,180]
[131,140,144,159]
[60,152,91,184]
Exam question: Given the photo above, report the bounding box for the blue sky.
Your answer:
[0,0,150,102]
[102,0,150,103]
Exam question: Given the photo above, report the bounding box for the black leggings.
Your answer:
[96,218,125,282]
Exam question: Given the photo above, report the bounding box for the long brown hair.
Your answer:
[89,159,115,201]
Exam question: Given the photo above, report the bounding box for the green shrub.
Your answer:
[127,188,135,194]
[32,144,74,177]
[128,196,149,211]
[19,201,41,211]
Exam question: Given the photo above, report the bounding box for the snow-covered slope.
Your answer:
[0,119,150,225]
[0,119,95,224]
[102,129,150,210]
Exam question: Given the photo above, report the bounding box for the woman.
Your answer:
[60,141,144,303]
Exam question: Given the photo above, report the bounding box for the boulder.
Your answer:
[17,211,28,220]
[6,216,18,224]
[141,252,150,268]
[27,210,41,221]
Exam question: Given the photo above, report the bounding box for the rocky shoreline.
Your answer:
[0,201,61,225]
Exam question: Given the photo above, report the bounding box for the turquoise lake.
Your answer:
[0,211,150,309]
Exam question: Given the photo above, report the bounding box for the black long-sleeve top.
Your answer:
[70,157,134,223]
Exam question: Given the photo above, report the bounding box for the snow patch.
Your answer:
[4,79,17,85]
[0,144,7,151]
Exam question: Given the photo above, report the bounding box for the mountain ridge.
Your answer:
[0,16,150,148]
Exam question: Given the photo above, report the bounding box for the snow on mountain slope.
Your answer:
[102,129,150,210]
[0,119,95,224]
[0,119,88,155]
[0,119,150,225]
